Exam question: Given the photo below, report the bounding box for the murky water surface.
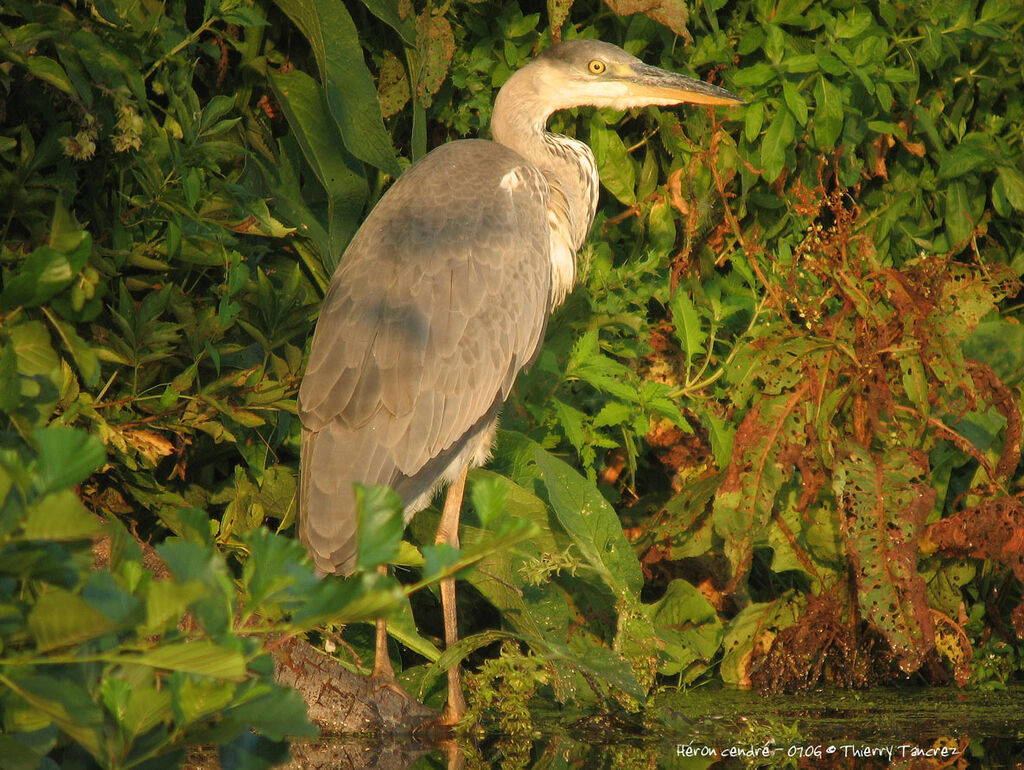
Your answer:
[193,685,1024,767]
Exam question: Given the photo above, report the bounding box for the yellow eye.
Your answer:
[588,60,606,74]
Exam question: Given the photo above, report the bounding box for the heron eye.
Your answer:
[588,60,606,74]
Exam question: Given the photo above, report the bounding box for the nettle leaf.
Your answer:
[268,67,368,265]
[937,133,995,179]
[534,446,642,597]
[668,289,706,368]
[781,80,809,125]
[834,444,936,672]
[4,673,104,760]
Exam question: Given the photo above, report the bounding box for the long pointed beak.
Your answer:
[626,62,744,107]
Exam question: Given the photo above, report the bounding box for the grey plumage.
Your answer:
[298,38,742,577]
[299,142,553,573]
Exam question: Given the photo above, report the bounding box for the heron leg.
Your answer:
[436,463,468,724]
[371,564,395,681]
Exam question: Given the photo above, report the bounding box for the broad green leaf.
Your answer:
[938,133,994,179]
[996,165,1024,211]
[720,599,800,686]
[359,0,416,44]
[668,289,706,368]
[732,62,775,87]
[713,389,808,584]
[812,75,843,148]
[760,106,795,183]
[469,474,508,529]
[220,687,318,741]
[834,444,935,672]
[44,313,99,387]
[27,588,117,651]
[131,640,247,681]
[355,483,404,571]
[32,426,105,494]
[0,341,22,412]
[171,674,237,724]
[267,67,368,265]
[22,489,101,541]
[781,80,808,125]
[0,235,89,310]
[24,56,75,96]
[534,447,642,597]
[646,579,723,679]
[290,570,402,628]
[589,117,636,205]
[964,320,1024,386]
[3,674,104,759]
[144,579,207,634]
[944,180,974,246]
[744,99,764,141]
[273,0,400,175]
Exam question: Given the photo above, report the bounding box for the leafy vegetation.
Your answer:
[1,0,1022,765]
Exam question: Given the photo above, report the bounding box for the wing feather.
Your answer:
[298,140,554,574]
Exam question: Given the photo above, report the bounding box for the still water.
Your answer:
[272,685,1024,768]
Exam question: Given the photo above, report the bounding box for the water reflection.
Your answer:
[189,686,1023,768]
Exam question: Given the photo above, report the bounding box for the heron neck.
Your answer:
[491,76,599,251]
[491,73,553,163]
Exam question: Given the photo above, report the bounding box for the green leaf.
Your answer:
[964,320,1024,386]
[24,56,75,96]
[646,579,723,679]
[469,474,508,529]
[732,62,776,87]
[32,426,105,494]
[834,445,935,672]
[422,542,462,578]
[45,313,99,387]
[272,0,400,175]
[534,446,642,597]
[944,180,974,246]
[668,289,706,368]
[744,99,764,141]
[131,640,247,681]
[781,80,809,125]
[760,106,795,183]
[27,588,117,651]
[0,242,87,310]
[268,67,368,264]
[996,165,1024,211]
[938,133,994,179]
[22,489,101,541]
[720,599,800,685]
[589,117,636,205]
[355,483,404,571]
[3,673,104,759]
[0,342,20,411]
[812,75,843,148]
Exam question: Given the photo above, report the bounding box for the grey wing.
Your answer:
[298,140,553,574]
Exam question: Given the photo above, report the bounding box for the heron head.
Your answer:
[527,39,743,112]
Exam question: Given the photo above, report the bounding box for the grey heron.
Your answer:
[297,38,741,723]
